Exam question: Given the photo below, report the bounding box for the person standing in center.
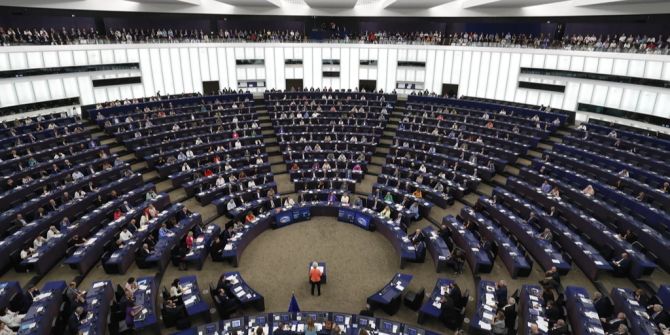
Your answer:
[309,261,322,296]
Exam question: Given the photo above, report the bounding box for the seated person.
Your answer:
[245,212,256,223]
[408,229,424,246]
[380,206,392,218]
[412,188,423,198]
[539,266,560,290]
[0,307,24,329]
[600,312,627,333]
[383,192,394,203]
[408,202,420,220]
[538,228,553,241]
[446,248,465,274]
[582,184,595,198]
[340,192,350,205]
[611,252,631,276]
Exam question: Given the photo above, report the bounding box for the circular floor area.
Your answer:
[236,217,449,332]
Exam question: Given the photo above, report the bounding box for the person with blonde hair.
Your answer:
[305,318,318,335]
[309,261,322,296]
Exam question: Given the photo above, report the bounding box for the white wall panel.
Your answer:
[63,77,79,98]
[101,50,114,64]
[303,48,313,88]
[495,53,509,100]
[505,53,520,102]
[592,85,608,106]
[149,48,165,94]
[627,60,645,77]
[620,88,639,111]
[0,83,18,107]
[199,48,210,82]
[179,48,193,93]
[570,56,584,71]
[477,52,490,97]
[58,51,74,67]
[47,79,65,100]
[605,86,622,108]
[189,48,202,93]
[9,53,27,70]
[612,59,628,76]
[160,49,175,94]
[169,49,184,94]
[0,53,9,71]
[87,50,101,65]
[597,58,613,74]
[377,48,388,91]
[557,55,571,70]
[32,80,49,101]
[460,51,472,96]
[638,91,657,115]
[644,61,663,79]
[563,82,580,110]
[113,49,127,63]
[0,43,669,120]
[584,57,598,73]
[432,50,444,94]
[15,82,34,104]
[425,50,436,93]
[26,52,44,69]
[654,93,670,116]
[577,83,593,104]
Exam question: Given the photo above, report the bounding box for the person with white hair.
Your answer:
[309,261,322,296]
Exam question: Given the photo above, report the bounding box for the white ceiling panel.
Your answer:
[214,0,281,6]
[131,0,201,3]
[462,0,564,8]
[303,0,358,7]
[574,0,668,6]
[383,0,455,9]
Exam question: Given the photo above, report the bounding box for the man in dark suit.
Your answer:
[136,243,152,266]
[545,301,563,326]
[495,280,508,309]
[408,229,424,246]
[592,292,613,319]
[548,319,569,335]
[540,266,560,290]
[601,312,626,333]
[68,306,86,334]
[612,252,631,277]
[650,304,670,327]
[210,236,225,261]
[447,282,462,305]
[502,297,517,335]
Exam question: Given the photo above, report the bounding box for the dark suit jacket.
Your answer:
[652,311,670,327]
[502,304,517,329]
[68,313,83,334]
[548,325,569,335]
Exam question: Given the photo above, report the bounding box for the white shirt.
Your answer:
[227,200,237,211]
[47,228,61,239]
[72,171,84,180]
[119,230,133,242]
[248,180,256,188]
[216,177,226,187]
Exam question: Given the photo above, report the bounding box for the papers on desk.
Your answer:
[34,292,52,301]
[395,281,405,291]
[93,282,106,289]
[478,321,492,330]
[183,295,198,306]
[224,244,233,251]
[138,284,148,291]
[482,312,494,321]
[432,299,441,309]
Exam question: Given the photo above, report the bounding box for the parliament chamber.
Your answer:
[1,1,670,335]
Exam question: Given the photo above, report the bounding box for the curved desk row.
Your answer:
[173,310,439,335]
[218,202,424,268]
